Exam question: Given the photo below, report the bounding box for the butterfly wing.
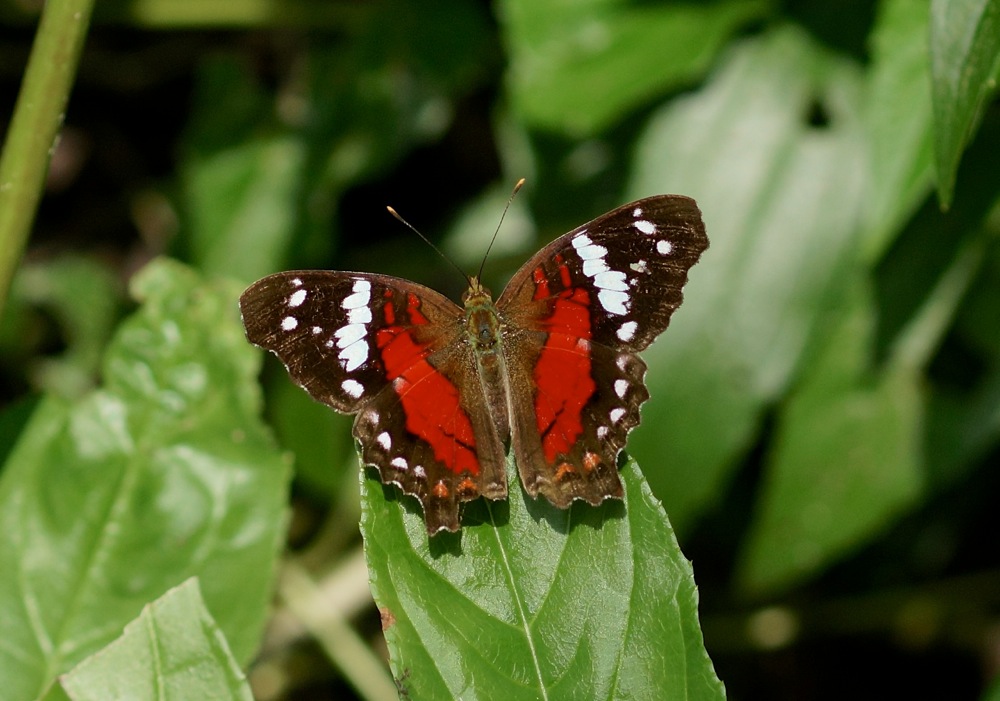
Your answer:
[240,271,507,534]
[495,195,708,508]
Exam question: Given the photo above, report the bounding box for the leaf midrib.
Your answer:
[487,500,550,701]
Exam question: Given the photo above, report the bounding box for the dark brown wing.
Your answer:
[240,271,507,534]
[495,195,708,508]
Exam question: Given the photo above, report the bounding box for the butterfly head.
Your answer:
[462,277,502,350]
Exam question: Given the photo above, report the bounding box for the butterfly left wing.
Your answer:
[240,271,508,534]
[496,194,708,508]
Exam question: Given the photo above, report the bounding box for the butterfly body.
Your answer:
[240,195,708,534]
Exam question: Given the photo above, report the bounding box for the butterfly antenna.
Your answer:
[477,178,526,282]
[386,205,471,285]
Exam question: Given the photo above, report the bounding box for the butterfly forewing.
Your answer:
[495,195,708,507]
[497,195,708,351]
[239,271,507,534]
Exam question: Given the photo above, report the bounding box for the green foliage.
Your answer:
[0,261,289,698]
[627,26,867,531]
[362,458,723,700]
[500,0,771,135]
[2,0,999,698]
[930,0,1000,207]
[42,580,254,701]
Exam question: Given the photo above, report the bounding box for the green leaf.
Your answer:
[361,456,724,701]
[930,0,1000,207]
[4,256,122,398]
[0,259,290,700]
[626,27,867,531]
[737,278,924,595]
[862,0,935,258]
[43,580,253,701]
[500,0,770,135]
[738,220,984,594]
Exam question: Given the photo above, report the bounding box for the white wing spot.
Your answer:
[598,289,629,315]
[610,407,626,424]
[347,306,373,325]
[291,277,303,287]
[288,289,307,307]
[594,270,628,291]
[574,233,630,315]
[281,316,298,331]
[334,279,373,372]
[635,219,656,235]
[597,425,609,439]
[335,323,366,348]
[325,339,334,348]
[615,379,629,398]
[338,341,367,372]
[632,207,642,217]
[616,354,630,371]
[657,239,673,255]
[583,257,610,277]
[341,279,372,309]
[413,465,427,479]
[631,259,647,274]
[572,234,608,261]
[376,432,391,450]
[391,457,408,470]
[312,326,322,334]
[341,379,364,398]
[617,321,637,342]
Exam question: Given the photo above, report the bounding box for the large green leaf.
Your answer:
[0,259,289,700]
[42,580,253,701]
[862,0,935,258]
[738,222,986,594]
[626,27,867,530]
[362,457,724,701]
[736,278,923,595]
[929,0,1000,207]
[500,0,770,135]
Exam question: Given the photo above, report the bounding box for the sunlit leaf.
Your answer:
[863,0,935,258]
[500,0,770,135]
[43,580,253,701]
[737,278,923,595]
[0,259,289,700]
[362,457,724,700]
[626,27,867,530]
[929,0,1000,207]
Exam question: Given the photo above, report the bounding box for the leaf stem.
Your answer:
[280,560,399,701]
[0,0,95,315]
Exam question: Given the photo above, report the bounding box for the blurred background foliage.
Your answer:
[1,0,999,698]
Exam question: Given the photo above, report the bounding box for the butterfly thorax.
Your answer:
[462,277,513,442]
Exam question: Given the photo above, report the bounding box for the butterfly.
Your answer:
[240,194,708,534]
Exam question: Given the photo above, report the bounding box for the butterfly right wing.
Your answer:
[240,271,507,534]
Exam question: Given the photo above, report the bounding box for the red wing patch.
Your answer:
[376,296,479,476]
[531,266,596,464]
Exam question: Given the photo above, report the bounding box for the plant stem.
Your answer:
[0,0,95,315]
